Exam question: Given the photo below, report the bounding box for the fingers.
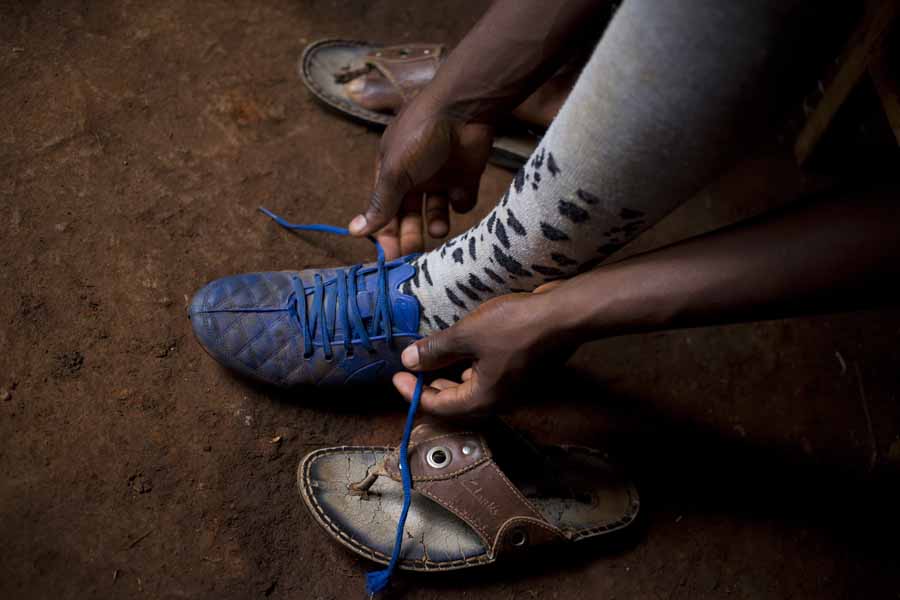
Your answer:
[399,193,424,256]
[351,157,412,237]
[400,325,473,372]
[419,378,479,416]
[424,194,449,238]
[374,218,401,261]
[430,378,458,391]
[448,182,478,215]
[392,371,420,400]
[353,117,489,237]
[392,372,482,416]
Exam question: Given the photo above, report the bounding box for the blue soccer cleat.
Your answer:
[188,210,422,387]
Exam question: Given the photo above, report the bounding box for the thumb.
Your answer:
[401,322,474,372]
[350,159,410,236]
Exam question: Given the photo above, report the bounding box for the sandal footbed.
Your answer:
[298,444,639,571]
[299,39,536,169]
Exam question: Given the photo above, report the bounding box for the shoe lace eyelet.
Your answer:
[426,446,452,469]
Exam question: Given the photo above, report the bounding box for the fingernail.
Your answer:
[429,221,448,238]
[349,214,367,234]
[401,344,419,369]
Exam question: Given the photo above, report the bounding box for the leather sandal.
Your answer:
[299,38,539,170]
[299,420,639,571]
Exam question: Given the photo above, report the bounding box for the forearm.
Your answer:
[422,0,609,122]
[547,186,900,343]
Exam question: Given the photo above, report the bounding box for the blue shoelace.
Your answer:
[260,208,421,597]
[260,207,398,358]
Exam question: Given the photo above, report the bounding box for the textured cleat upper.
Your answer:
[188,257,420,387]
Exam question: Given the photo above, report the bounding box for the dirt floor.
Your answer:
[2,1,900,599]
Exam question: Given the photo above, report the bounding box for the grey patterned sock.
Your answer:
[403,140,650,333]
[405,0,794,332]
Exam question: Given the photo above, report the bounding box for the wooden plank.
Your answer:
[794,0,899,165]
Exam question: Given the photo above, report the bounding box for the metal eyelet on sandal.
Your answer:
[508,528,528,547]
[426,446,452,469]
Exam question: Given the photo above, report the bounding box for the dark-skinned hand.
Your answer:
[391,282,576,415]
[348,95,494,260]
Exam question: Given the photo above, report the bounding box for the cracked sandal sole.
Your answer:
[299,39,537,171]
[298,444,639,571]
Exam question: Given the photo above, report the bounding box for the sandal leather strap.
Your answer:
[363,43,445,100]
[383,422,568,558]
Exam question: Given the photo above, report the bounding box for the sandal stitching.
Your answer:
[298,445,637,570]
[301,40,528,141]
[391,432,494,482]
[299,446,492,570]
[416,485,493,548]
[492,516,568,555]
[301,39,393,126]
[301,39,536,165]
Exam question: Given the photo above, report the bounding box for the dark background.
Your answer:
[2,1,899,598]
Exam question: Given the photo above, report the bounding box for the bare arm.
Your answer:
[552,185,900,342]
[349,0,611,247]
[422,0,610,122]
[395,185,900,415]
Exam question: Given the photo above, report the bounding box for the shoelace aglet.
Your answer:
[364,373,423,597]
